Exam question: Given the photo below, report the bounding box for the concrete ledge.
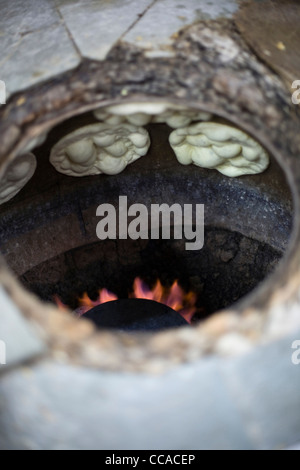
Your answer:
[0,331,299,450]
[0,286,46,370]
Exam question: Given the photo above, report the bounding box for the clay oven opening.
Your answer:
[0,103,293,334]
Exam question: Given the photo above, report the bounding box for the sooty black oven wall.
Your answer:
[0,112,293,326]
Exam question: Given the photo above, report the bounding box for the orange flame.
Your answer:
[55,278,198,323]
[77,289,118,315]
[130,278,197,324]
[53,295,69,312]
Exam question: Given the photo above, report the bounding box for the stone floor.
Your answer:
[0,0,242,98]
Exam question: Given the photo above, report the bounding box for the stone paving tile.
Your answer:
[221,330,300,450]
[56,0,155,61]
[0,287,46,370]
[0,0,59,35]
[0,0,80,99]
[123,0,240,54]
[0,23,80,99]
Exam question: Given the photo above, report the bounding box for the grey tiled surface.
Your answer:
[56,0,155,61]
[0,332,299,450]
[0,0,242,98]
[0,287,46,369]
[0,0,80,99]
[0,23,80,99]
[0,0,59,34]
[124,0,239,52]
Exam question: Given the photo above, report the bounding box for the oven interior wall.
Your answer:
[0,112,293,318]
